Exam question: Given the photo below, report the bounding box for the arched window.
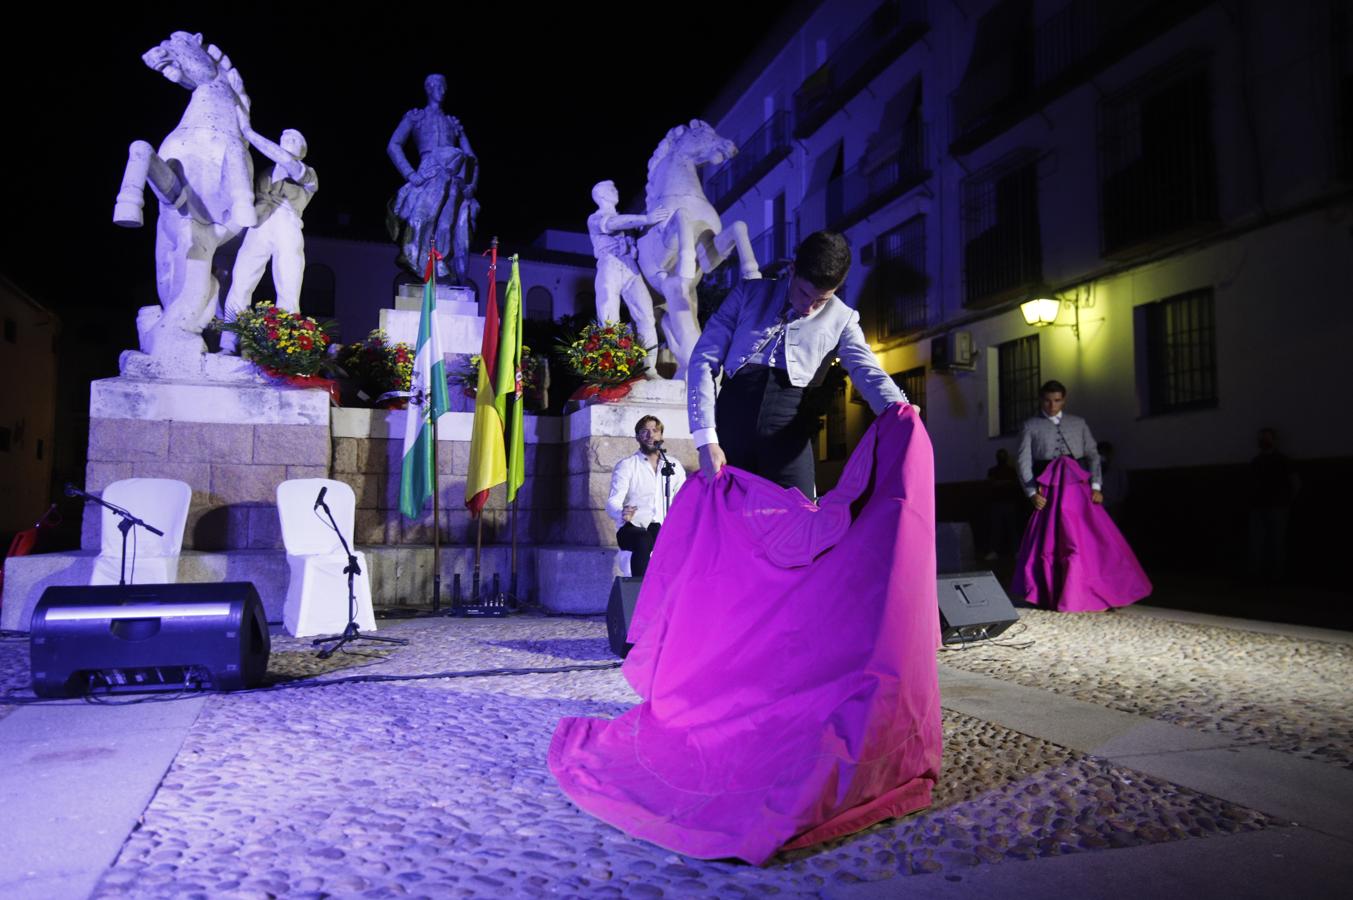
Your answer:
[525,286,553,321]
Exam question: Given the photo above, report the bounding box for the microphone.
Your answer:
[314,485,328,510]
[652,439,664,449]
[65,483,78,497]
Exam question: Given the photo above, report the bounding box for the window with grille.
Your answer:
[891,367,926,424]
[1100,61,1217,254]
[962,157,1042,306]
[1137,288,1217,415]
[997,334,1040,435]
[876,217,927,338]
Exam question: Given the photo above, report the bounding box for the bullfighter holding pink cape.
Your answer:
[549,404,943,864]
[1012,380,1151,611]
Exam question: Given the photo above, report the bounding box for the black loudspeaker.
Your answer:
[936,571,1020,645]
[606,576,644,658]
[30,582,271,697]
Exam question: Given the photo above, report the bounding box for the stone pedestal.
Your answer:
[560,380,696,547]
[84,376,333,552]
[379,284,482,355]
[330,408,564,547]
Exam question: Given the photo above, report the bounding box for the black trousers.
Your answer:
[715,366,817,498]
[616,522,661,576]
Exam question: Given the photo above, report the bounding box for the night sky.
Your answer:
[0,2,790,314]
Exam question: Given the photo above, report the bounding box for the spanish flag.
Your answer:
[465,249,507,515]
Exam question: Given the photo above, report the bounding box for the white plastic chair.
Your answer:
[91,478,191,585]
[277,478,376,637]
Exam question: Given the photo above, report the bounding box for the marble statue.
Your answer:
[588,181,670,378]
[220,111,319,354]
[112,32,257,364]
[386,74,478,282]
[636,120,761,378]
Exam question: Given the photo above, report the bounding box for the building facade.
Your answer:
[701,0,1353,576]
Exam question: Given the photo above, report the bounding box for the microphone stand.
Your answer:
[657,446,675,519]
[66,483,164,586]
[312,488,408,659]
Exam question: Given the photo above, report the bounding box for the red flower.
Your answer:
[267,328,280,341]
[585,338,600,351]
[600,352,614,369]
[298,334,314,350]
[618,337,632,349]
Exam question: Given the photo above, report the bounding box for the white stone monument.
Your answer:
[112,32,258,373]
[634,121,763,378]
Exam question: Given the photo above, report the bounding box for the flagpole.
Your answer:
[510,496,518,605]
[432,403,442,613]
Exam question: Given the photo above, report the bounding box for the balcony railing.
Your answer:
[950,0,1207,154]
[822,126,929,234]
[1100,67,1218,256]
[963,161,1042,307]
[750,221,798,270]
[792,0,929,139]
[706,111,793,211]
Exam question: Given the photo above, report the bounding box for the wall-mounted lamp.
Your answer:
[1019,285,1094,339]
[1019,295,1061,327]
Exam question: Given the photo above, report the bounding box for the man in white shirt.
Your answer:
[607,415,687,576]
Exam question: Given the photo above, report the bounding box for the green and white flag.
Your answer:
[399,255,451,519]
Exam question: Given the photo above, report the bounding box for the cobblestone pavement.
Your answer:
[937,609,1353,770]
[0,612,1300,898]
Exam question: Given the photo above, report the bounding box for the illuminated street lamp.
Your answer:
[1020,293,1061,327]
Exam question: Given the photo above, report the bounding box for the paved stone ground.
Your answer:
[0,613,1306,898]
[938,609,1353,770]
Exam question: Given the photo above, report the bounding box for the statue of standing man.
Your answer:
[220,108,318,353]
[588,180,668,377]
[386,74,478,282]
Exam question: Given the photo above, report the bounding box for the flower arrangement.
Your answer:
[559,321,648,386]
[216,302,334,377]
[337,329,414,401]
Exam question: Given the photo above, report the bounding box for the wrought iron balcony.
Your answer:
[705,111,793,212]
[950,0,1209,155]
[792,0,929,139]
[824,126,930,234]
[750,221,798,270]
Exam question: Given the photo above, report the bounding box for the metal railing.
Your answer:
[706,111,793,210]
[793,0,929,138]
[820,125,930,233]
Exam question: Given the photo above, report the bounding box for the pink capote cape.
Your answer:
[1013,456,1152,612]
[549,405,942,865]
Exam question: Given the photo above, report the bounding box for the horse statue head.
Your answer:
[645,120,737,208]
[142,31,250,110]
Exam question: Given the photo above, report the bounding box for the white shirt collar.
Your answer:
[1043,412,1063,425]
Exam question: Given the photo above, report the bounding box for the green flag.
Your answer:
[399,258,451,519]
[495,257,525,503]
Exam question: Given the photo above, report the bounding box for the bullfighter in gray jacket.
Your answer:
[688,231,906,497]
[1017,380,1102,509]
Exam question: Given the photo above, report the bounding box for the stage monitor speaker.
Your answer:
[30,582,271,697]
[937,571,1019,645]
[606,576,644,659]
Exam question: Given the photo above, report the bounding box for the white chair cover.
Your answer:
[277,478,376,637]
[90,478,191,585]
[614,550,633,579]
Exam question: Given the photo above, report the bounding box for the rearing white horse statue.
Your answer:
[636,120,761,378]
[112,31,256,365]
